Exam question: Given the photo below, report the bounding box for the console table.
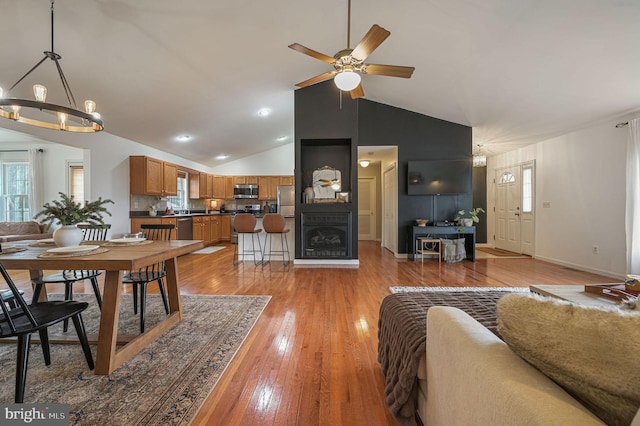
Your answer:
[409,225,476,262]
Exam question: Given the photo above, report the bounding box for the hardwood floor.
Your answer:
[6,241,614,425]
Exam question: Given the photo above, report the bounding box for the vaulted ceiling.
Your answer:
[1,0,639,167]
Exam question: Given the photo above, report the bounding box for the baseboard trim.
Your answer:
[534,255,624,280]
[293,259,360,268]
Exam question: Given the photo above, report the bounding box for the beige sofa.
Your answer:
[418,306,640,426]
[0,221,52,242]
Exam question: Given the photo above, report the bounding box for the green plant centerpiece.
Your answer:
[455,207,485,226]
[35,192,114,247]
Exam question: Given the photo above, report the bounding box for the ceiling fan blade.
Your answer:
[351,24,391,61]
[350,84,365,99]
[364,64,415,78]
[295,71,337,88]
[288,43,336,64]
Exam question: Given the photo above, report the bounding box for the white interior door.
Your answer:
[358,177,376,240]
[495,166,522,253]
[382,164,397,253]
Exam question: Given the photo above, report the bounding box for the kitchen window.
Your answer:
[167,171,188,211]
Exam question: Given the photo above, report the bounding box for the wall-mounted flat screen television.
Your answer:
[408,159,471,195]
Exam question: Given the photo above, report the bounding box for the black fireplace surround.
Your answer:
[301,212,352,259]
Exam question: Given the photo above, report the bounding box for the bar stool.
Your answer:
[233,213,263,265]
[416,237,442,264]
[262,213,290,266]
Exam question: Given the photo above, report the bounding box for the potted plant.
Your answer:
[34,192,114,246]
[456,207,485,227]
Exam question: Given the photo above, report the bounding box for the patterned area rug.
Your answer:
[0,293,270,425]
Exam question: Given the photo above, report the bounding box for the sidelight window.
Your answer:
[522,166,533,213]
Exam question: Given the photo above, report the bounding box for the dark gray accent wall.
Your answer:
[294,82,359,259]
[295,80,473,256]
[357,99,472,253]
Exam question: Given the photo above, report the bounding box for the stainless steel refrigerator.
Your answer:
[277,185,295,216]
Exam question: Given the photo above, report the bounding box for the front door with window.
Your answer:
[494,162,535,255]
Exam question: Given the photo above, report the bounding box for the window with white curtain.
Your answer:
[0,151,31,222]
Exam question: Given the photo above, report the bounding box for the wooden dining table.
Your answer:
[0,239,204,375]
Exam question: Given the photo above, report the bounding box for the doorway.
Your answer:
[358,177,376,240]
[494,161,535,255]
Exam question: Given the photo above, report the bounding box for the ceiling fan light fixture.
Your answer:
[359,159,370,167]
[334,69,361,91]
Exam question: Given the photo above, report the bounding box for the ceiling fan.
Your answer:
[288,0,415,99]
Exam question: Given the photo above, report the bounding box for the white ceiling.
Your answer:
[1,0,639,167]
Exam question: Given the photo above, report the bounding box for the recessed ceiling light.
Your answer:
[215,154,229,160]
[176,135,191,142]
[257,108,271,117]
[276,136,288,142]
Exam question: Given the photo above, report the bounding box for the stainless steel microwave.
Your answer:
[234,184,259,199]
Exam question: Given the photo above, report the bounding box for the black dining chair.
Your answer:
[122,224,173,333]
[0,262,94,403]
[32,224,110,332]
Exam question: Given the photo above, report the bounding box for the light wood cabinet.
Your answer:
[189,172,214,199]
[192,216,204,241]
[279,175,294,186]
[233,175,259,185]
[211,216,221,242]
[130,156,178,196]
[258,176,279,200]
[224,176,234,199]
[203,216,213,245]
[258,175,292,200]
[130,217,177,240]
[220,215,231,240]
[212,175,225,198]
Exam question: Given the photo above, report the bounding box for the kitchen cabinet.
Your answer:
[130,156,178,196]
[220,215,231,240]
[224,176,234,199]
[234,176,259,185]
[212,175,225,198]
[192,216,204,240]
[258,176,279,200]
[130,217,177,240]
[203,216,213,245]
[279,175,294,186]
[211,216,221,242]
[189,172,213,199]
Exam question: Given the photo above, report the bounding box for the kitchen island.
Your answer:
[236,215,295,264]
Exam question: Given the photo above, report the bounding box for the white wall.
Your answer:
[487,117,632,279]
[211,144,294,175]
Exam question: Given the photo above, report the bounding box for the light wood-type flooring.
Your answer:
[7,241,614,425]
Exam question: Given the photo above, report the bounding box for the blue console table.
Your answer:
[409,225,476,262]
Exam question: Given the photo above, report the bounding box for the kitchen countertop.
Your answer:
[130,212,294,219]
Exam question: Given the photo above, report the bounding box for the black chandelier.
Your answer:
[0,0,104,133]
